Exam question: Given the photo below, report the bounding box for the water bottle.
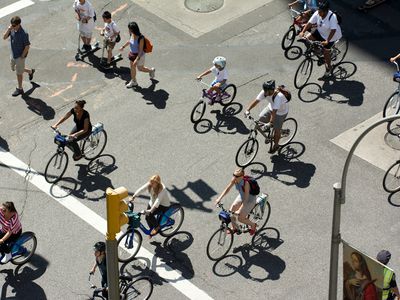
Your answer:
[92,122,104,135]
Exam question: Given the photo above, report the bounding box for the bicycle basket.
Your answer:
[393,71,400,83]
[126,211,140,228]
[54,135,66,146]
[218,210,231,224]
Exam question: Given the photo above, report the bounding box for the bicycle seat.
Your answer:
[119,274,132,282]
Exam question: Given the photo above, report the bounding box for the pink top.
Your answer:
[0,209,22,234]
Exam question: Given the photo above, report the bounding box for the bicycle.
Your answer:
[383,61,400,135]
[293,37,349,89]
[190,79,237,124]
[44,123,107,183]
[235,114,298,167]
[281,8,308,50]
[206,197,271,261]
[88,274,153,300]
[117,202,184,263]
[383,149,400,193]
[0,231,37,266]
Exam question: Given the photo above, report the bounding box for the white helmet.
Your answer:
[213,56,226,69]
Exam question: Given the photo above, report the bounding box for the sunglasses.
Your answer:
[232,174,242,178]
[11,24,18,27]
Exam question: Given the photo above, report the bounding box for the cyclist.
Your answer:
[130,175,171,236]
[215,168,257,235]
[299,1,342,78]
[390,53,400,63]
[196,56,228,105]
[245,80,289,154]
[89,241,108,299]
[0,202,22,264]
[288,0,319,24]
[51,100,92,161]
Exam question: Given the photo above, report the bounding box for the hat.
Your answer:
[376,250,391,264]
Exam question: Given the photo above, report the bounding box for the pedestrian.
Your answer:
[73,0,95,52]
[376,250,400,300]
[100,11,120,66]
[119,22,155,88]
[2,16,35,97]
[89,241,108,299]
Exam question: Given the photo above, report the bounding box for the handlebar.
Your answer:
[289,7,301,17]
[217,202,238,215]
[50,126,61,135]
[127,201,145,216]
[393,61,399,72]
[195,78,210,87]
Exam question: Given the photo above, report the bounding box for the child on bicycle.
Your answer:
[89,241,108,299]
[196,56,228,105]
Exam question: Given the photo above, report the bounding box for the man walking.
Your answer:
[3,16,35,97]
[376,250,400,300]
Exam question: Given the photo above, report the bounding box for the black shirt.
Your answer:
[70,108,92,132]
[96,256,107,287]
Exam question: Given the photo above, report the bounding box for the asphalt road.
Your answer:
[0,0,400,299]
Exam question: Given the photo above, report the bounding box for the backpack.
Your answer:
[273,85,292,102]
[243,176,260,196]
[139,35,153,53]
[93,11,97,22]
[328,10,342,25]
[111,22,121,43]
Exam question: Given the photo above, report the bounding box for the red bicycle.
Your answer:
[281,8,310,50]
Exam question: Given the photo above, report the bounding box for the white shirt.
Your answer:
[210,66,228,82]
[309,10,342,42]
[104,21,119,42]
[73,0,95,33]
[256,90,289,116]
[134,183,171,208]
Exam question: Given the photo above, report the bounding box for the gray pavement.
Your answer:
[0,0,400,299]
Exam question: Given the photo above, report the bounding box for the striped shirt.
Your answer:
[0,210,22,234]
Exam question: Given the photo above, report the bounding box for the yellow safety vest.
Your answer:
[382,268,394,300]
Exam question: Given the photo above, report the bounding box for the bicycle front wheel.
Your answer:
[281,26,296,50]
[294,58,313,89]
[278,118,298,146]
[159,204,185,237]
[117,230,143,263]
[383,91,400,118]
[122,277,153,300]
[190,100,206,123]
[11,232,37,265]
[206,226,233,261]
[220,84,237,106]
[44,151,69,183]
[235,138,259,167]
[82,130,108,160]
[248,201,271,232]
[383,161,400,193]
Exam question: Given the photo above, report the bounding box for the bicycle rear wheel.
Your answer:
[235,138,259,167]
[44,151,69,183]
[248,201,271,232]
[383,161,400,193]
[190,100,206,123]
[11,232,37,265]
[281,26,296,50]
[220,84,237,106]
[277,118,298,146]
[82,130,108,160]
[122,277,153,300]
[159,204,184,237]
[383,91,400,118]
[117,230,143,263]
[294,58,313,89]
[206,225,233,261]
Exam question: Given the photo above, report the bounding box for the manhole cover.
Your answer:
[185,0,224,13]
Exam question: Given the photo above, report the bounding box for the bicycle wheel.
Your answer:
[220,84,237,106]
[383,91,400,118]
[206,226,233,261]
[278,118,298,146]
[190,100,206,123]
[82,130,108,160]
[159,204,184,237]
[235,138,259,167]
[11,232,37,265]
[387,118,400,136]
[281,26,296,50]
[248,201,271,232]
[122,277,153,300]
[44,151,69,183]
[383,161,400,193]
[294,58,313,89]
[117,230,143,263]
[332,37,348,64]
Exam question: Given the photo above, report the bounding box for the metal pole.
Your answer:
[328,115,400,299]
[106,237,119,300]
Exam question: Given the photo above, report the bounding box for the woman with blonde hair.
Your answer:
[130,175,171,235]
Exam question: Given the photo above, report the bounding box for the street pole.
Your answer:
[106,238,119,300]
[328,115,400,299]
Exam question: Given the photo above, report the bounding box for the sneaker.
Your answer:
[149,68,156,79]
[268,145,280,154]
[1,252,12,264]
[73,154,83,161]
[126,80,138,88]
[12,88,24,97]
[150,226,160,236]
[29,69,35,81]
[83,44,91,51]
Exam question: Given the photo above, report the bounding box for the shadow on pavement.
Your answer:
[21,82,55,120]
[133,79,169,110]
[244,162,268,180]
[0,136,9,152]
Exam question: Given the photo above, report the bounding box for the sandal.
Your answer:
[249,224,257,236]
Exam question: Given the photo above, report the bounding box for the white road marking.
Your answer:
[0,149,214,300]
[0,0,34,19]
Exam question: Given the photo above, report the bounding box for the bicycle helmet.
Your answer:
[94,241,106,252]
[213,56,226,69]
[262,80,276,91]
[376,250,391,265]
[318,1,330,11]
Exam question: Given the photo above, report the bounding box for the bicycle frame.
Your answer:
[394,61,400,93]
[246,115,273,143]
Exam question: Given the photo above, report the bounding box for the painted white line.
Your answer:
[0,0,34,19]
[0,149,214,300]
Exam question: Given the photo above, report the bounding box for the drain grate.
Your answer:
[184,0,224,13]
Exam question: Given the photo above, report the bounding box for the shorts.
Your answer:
[259,108,287,130]
[10,57,25,75]
[128,52,145,66]
[210,79,227,90]
[105,40,116,50]
[232,194,257,216]
[310,30,335,49]
[79,30,93,39]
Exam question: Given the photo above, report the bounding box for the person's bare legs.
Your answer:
[107,48,112,64]
[273,129,281,150]
[138,65,151,73]
[229,202,241,231]
[324,48,332,71]
[130,61,137,82]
